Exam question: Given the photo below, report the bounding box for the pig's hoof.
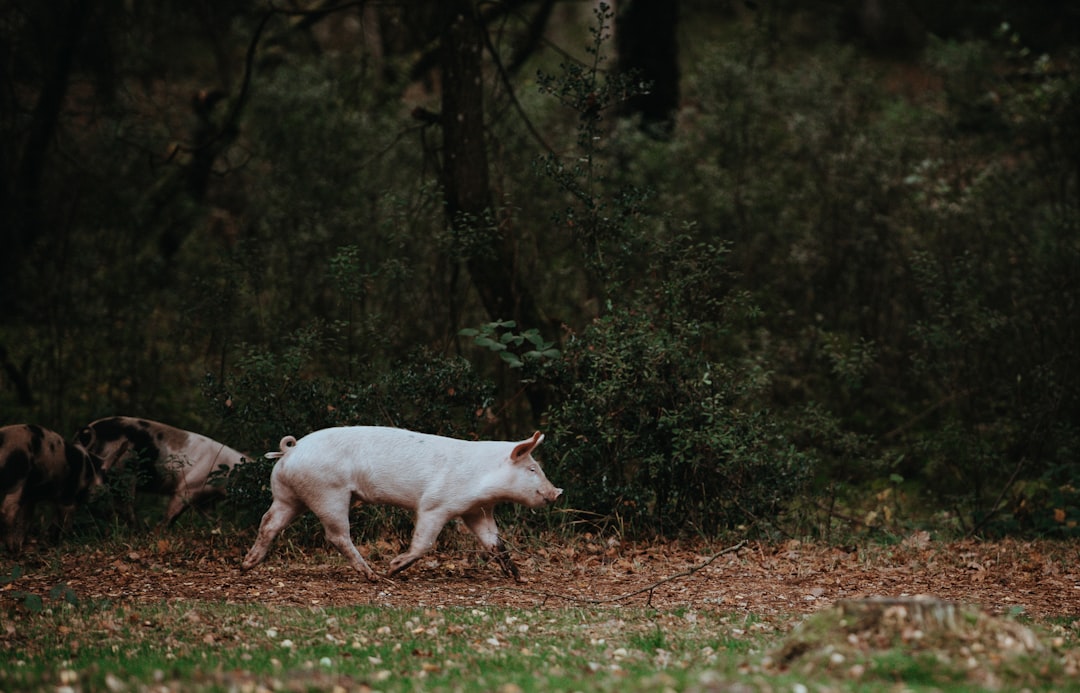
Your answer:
[388,555,419,575]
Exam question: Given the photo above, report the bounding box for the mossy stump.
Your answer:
[772,595,1044,671]
[836,595,965,635]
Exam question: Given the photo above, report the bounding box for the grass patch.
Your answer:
[0,600,781,692]
[2,597,1077,692]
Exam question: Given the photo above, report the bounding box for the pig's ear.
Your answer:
[511,431,544,463]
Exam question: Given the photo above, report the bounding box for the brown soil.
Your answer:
[4,532,1078,619]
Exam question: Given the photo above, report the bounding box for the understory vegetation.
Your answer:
[1,2,1077,544]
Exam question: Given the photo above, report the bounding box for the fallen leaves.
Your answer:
[1,535,1077,622]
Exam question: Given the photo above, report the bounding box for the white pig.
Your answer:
[241,426,562,581]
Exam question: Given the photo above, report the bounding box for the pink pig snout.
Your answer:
[520,483,557,509]
[530,482,562,507]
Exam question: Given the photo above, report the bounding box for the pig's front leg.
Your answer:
[388,509,453,577]
[2,497,31,553]
[461,508,521,582]
[163,494,191,527]
[47,504,78,544]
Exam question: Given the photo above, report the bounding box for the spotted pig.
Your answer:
[75,416,245,526]
[0,424,104,553]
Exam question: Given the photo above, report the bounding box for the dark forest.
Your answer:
[2,0,1078,542]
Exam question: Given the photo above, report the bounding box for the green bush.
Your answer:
[545,306,810,537]
[523,12,813,537]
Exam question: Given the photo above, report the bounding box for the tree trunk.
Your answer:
[439,0,548,422]
[1,0,91,317]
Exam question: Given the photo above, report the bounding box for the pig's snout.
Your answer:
[539,486,563,504]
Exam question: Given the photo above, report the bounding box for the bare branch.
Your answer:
[495,539,747,607]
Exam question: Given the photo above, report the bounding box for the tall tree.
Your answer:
[438,0,547,420]
[1,0,92,317]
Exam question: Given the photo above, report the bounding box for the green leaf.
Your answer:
[499,352,524,368]
[458,328,479,337]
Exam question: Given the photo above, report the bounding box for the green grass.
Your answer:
[0,600,779,692]
[2,597,1077,692]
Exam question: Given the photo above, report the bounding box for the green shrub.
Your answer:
[524,11,813,537]
[545,306,810,537]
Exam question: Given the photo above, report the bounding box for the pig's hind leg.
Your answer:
[241,498,303,571]
[1,488,30,554]
[461,508,521,582]
[305,493,378,581]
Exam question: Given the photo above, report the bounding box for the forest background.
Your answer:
[1,0,1077,543]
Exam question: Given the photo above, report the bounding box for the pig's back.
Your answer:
[172,431,244,473]
[273,426,501,508]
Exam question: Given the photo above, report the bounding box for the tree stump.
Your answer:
[772,595,1044,670]
[836,595,964,634]
[833,595,1043,653]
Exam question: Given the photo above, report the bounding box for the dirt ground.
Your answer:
[4,532,1078,620]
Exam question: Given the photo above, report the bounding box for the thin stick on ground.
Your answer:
[497,539,747,607]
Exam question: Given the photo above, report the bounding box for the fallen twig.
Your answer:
[495,539,747,607]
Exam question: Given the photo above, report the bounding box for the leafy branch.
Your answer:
[459,320,561,369]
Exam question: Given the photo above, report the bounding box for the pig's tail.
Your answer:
[265,435,297,460]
